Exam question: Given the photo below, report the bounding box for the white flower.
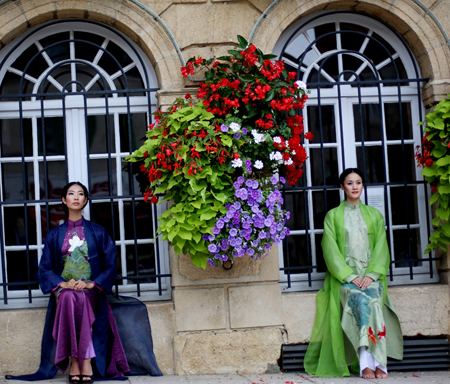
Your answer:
[273,136,282,144]
[284,158,293,165]
[285,142,289,148]
[269,151,283,161]
[291,150,296,155]
[68,235,84,253]
[254,160,264,169]
[229,122,241,132]
[231,158,243,168]
[251,129,266,144]
[295,80,307,91]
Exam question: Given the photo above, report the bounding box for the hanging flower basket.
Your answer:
[126,35,310,268]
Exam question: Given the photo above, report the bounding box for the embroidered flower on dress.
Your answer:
[68,234,84,253]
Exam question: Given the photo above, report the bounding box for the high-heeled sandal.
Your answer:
[81,374,94,384]
[69,374,82,384]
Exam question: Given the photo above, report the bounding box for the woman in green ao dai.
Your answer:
[304,168,403,379]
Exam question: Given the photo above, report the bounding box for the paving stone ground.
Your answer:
[3,371,450,384]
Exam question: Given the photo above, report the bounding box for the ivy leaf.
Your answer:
[421,164,438,177]
[430,193,440,205]
[441,222,450,236]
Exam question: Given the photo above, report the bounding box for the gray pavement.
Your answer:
[3,371,450,384]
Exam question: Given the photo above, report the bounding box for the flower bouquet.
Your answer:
[126,35,310,268]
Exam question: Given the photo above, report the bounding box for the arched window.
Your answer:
[273,11,437,291]
[0,20,170,307]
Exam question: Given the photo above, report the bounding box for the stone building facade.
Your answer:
[0,0,449,377]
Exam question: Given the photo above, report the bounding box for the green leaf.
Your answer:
[432,217,440,226]
[430,193,440,205]
[421,164,438,177]
[436,207,450,221]
[177,228,192,240]
[442,222,450,236]
[436,155,450,166]
[200,210,217,221]
[190,253,208,269]
[237,35,248,49]
[438,184,450,194]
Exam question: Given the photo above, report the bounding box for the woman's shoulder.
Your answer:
[361,203,383,220]
[324,201,345,218]
[82,219,111,238]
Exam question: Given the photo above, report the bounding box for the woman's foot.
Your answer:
[362,367,376,379]
[375,367,388,379]
[69,358,81,382]
[80,358,93,382]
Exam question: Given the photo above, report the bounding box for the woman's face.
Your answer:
[341,172,363,203]
[62,184,87,212]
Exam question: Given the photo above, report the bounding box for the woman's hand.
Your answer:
[351,276,373,290]
[60,279,94,290]
[61,279,76,289]
[72,280,94,291]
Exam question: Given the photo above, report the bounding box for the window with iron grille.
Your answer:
[273,12,438,291]
[0,20,171,308]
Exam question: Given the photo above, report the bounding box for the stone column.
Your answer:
[170,246,285,375]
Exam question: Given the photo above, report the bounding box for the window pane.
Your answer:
[90,201,119,240]
[39,161,67,199]
[356,146,386,183]
[312,190,340,229]
[313,23,337,53]
[38,117,65,156]
[364,32,395,67]
[41,204,66,239]
[119,113,147,153]
[6,250,39,291]
[40,32,70,63]
[285,192,307,230]
[74,32,105,62]
[390,186,419,225]
[1,162,34,201]
[315,233,326,273]
[310,147,338,186]
[4,206,37,245]
[1,119,32,157]
[12,44,49,79]
[307,105,336,143]
[126,243,156,284]
[122,162,143,196]
[124,201,154,239]
[0,71,33,100]
[340,23,369,51]
[354,103,382,142]
[89,158,117,197]
[387,144,415,182]
[114,67,145,94]
[282,234,312,275]
[87,115,115,154]
[385,103,413,140]
[392,228,421,268]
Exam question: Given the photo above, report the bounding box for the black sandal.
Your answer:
[69,374,82,384]
[81,375,94,384]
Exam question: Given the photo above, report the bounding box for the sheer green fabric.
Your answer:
[304,201,403,377]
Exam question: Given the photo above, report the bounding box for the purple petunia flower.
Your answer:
[242,128,248,135]
[208,234,215,241]
[270,176,278,185]
[265,243,272,249]
[225,203,232,210]
[245,179,253,188]
[229,228,238,237]
[236,188,248,200]
[220,124,229,132]
[213,226,221,235]
[247,248,255,256]
[280,176,286,184]
[208,244,219,254]
[208,258,216,267]
[216,219,225,229]
[233,181,241,189]
[233,132,241,139]
[202,235,210,241]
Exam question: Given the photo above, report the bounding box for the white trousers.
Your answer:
[359,346,387,377]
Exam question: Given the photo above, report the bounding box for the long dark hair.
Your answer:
[61,181,89,216]
[339,168,365,187]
